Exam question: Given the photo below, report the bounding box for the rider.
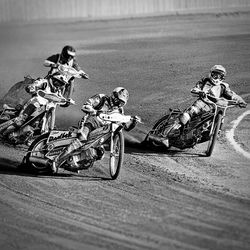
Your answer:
[44,45,89,100]
[170,65,247,134]
[3,46,88,143]
[2,76,65,143]
[51,87,140,173]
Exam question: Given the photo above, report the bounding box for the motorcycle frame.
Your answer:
[20,100,57,135]
[147,96,237,148]
[44,121,123,162]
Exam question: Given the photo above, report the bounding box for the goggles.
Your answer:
[211,71,224,80]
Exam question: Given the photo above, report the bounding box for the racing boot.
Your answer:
[95,145,105,160]
[167,115,187,138]
[147,134,169,148]
[2,124,16,138]
[0,120,15,134]
[7,132,18,145]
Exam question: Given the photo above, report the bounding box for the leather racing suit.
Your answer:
[179,76,247,125]
[52,93,138,172]
[2,77,61,142]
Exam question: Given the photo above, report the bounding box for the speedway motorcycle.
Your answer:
[144,95,243,156]
[23,111,141,179]
[0,64,86,145]
[52,64,88,106]
[0,90,75,145]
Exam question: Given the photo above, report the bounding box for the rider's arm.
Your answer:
[72,59,89,79]
[44,54,59,68]
[221,83,247,107]
[124,115,140,131]
[81,94,104,115]
[72,59,81,71]
[190,78,206,96]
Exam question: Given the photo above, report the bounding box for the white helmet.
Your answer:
[111,87,129,107]
[209,65,226,85]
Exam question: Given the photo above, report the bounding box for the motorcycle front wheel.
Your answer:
[25,133,51,173]
[206,113,222,157]
[109,131,124,180]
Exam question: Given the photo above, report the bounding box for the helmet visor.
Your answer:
[211,71,224,80]
[112,93,125,107]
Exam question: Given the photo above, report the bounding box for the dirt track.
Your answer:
[0,12,250,250]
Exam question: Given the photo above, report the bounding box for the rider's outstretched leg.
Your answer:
[51,138,83,173]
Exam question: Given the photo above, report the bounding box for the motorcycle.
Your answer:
[23,111,141,179]
[0,90,75,145]
[50,64,89,106]
[144,95,243,156]
[0,64,86,145]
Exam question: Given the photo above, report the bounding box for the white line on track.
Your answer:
[226,110,250,159]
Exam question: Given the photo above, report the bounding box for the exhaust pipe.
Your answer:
[28,156,50,166]
[147,134,169,148]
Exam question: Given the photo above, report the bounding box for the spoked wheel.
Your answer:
[25,133,51,173]
[109,131,124,180]
[145,112,179,148]
[206,114,222,157]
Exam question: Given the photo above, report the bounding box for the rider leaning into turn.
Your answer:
[51,87,140,173]
[3,45,88,144]
[2,74,66,144]
[44,45,88,99]
[171,65,247,133]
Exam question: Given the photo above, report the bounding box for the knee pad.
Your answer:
[179,112,190,125]
[77,127,90,141]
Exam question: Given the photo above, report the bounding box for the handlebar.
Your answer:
[201,94,243,108]
[37,90,76,105]
[57,64,89,79]
[98,111,142,124]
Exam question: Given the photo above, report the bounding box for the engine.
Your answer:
[66,146,105,170]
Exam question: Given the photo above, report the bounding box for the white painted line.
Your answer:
[226,110,250,159]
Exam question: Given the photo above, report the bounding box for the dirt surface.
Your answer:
[0,12,250,250]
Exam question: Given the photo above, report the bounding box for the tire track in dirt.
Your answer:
[226,109,250,159]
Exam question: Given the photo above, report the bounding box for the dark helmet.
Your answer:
[61,45,76,60]
[111,87,129,107]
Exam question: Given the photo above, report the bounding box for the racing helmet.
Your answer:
[111,87,129,107]
[209,65,226,85]
[61,45,76,61]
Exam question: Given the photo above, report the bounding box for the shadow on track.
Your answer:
[0,157,112,181]
[124,138,206,157]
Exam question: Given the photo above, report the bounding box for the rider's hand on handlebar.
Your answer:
[239,101,247,108]
[132,115,142,124]
[52,63,59,69]
[67,98,76,105]
[25,85,36,94]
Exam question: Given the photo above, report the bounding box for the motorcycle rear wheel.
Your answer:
[25,133,51,173]
[145,112,179,148]
[206,113,222,157]
[109,131,124,180]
